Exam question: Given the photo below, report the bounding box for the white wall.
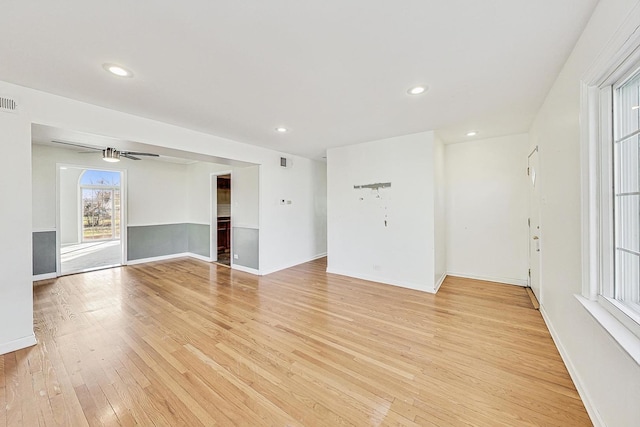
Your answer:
[185,161,231,225]
[312,160,328,258]
[232,165,260,229]
[327,131,441,292]
[126,160,188,226]
[260,157,328,274]
[32,144,190,229]
[59,167,82,244]
[433,134,446,289]
[529,1,640,425]
[0,105,36,354]
[445,134,529,285]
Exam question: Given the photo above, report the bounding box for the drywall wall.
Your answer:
[433,134,446,289]
[232,165,260,228]
[185,161,231,225]
[529,0,640,425]
[32,144,189,229]
[327,131,440,292]
[59,167,82,244]
[0,105,36,354]
[445,134,529,285]
[185,162,262,266]
[126,159,188,226]
[260,157,328,274]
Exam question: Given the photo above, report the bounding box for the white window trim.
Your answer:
[579,7,640,365]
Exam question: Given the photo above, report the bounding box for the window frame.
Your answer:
[580,22,640,362]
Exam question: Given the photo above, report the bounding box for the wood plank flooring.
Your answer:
[1,257,591,426]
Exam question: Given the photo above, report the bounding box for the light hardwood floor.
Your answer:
[1,258,591,426]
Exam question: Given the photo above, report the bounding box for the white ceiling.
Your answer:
[1,1,598,159]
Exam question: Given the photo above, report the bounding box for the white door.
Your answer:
[528,147,541,302]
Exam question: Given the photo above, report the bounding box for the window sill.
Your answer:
[576,294,640,366]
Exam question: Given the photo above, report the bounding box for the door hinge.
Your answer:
[528,218,530,227]
[528,268,531,277]
[527,167,530,176]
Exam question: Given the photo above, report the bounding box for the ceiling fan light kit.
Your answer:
[102,147,121,162]
[50,140,160,161]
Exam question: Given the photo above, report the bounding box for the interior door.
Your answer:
[528,147,541,303]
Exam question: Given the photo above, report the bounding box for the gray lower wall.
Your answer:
[232,227,259,269]
[188,223,210,258]
[33,231,56,275]
[128,223,211,261]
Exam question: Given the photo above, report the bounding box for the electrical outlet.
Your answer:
[234,254,239,259]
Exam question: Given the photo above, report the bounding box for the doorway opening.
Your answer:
[59,167,124,275]
[215,174,232,266]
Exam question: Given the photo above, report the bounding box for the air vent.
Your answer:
[280,157,292,168]
[0,96,18,114]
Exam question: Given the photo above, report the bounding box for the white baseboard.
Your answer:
[126,252,191,265]
[446,272,527,287]
[434,273,447,292]
[187,253,212,262]
[539,306,604,427]
[33,272,57,282]
[0,333,37,356]
[259,252,327,276]
[325,267,436,293]
[231,264,260,275]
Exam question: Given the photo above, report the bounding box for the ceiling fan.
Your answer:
[51,140,159,162]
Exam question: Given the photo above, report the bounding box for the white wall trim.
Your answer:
[32,273,57,282]
[577,295,640,366]
[434,273,447,292]
[126,252,191,265]
[259,252,326,276]
[231,264,260,275]
[126,222,197,227]
[446,272,527,287]
[0,333,37,356]
[311,252,327,260]
[539,305,605,427]
[326,267,436,293]
[187,252,212,263]
[32,228,56,233]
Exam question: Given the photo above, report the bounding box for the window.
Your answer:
[613,69,640,317]
[79,169,122,241]
[579,26,640,361]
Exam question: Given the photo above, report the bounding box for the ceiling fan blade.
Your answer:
[51,140,101,151]
[121,153,141,160]
[122,151,159,157]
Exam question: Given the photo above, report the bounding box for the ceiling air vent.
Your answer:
[0,96,18,113]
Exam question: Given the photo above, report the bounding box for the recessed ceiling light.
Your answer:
[466,131,478,137]
[103,63,133,78]
[632,105,640,110]
[275,127,288,133]
[407,85,427,95]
